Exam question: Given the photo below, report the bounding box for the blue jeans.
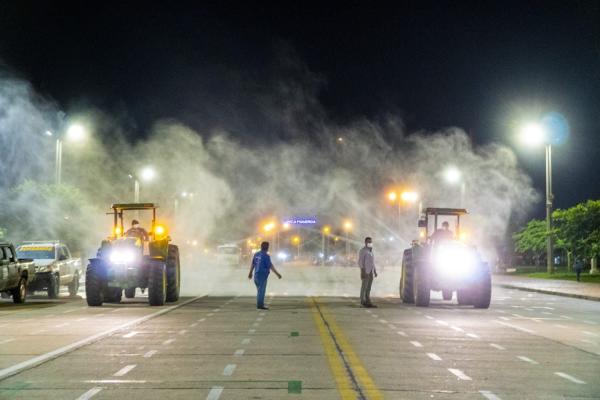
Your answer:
[254,275,269,307]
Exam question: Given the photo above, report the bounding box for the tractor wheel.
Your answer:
[400,250,414,303]
[472,268,492,309]
[124,287,136,298]
[442,289,453,301]
[68,272,80,297]
[48,273,60,299]
[104,287,122,303]
[86,264,104,306]
[413,263,431,307]
[457,289,473,305]
[12,278,26,304]
[166,244,180,302]
[148,261,167,306]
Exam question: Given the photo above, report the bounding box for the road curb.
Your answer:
[495,284,600,302]
[0,296,205,381]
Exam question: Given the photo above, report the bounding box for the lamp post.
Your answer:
[520,123,555,274]
[388,190,419,238]
[292,236,301,258]
[443,167,465,207]
[343,220,353,259]
[322,225,331,266]
[47,123,87,185]
[129,166,156,203]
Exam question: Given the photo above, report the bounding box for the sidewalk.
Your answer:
[493,274,600,302]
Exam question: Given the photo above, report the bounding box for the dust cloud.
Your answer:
[0,55,537,297]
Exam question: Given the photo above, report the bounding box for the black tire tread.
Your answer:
[166,244,180,302]
[85,264,103,306]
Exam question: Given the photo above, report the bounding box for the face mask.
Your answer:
[366,243,372,248]
[132,224,139,229]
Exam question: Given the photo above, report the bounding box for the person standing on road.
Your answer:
[358,237,378,308]
[574,257,584,282]
[248,242,282,310]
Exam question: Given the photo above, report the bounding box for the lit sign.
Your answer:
[283,217,317,225]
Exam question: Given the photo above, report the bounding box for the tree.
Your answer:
[512,219,547,267]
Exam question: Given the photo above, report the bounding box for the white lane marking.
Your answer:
[143,350,158,358]
[490,343,506,350]
[114,364,136,376]
[397,331,407,337]
[259,312,266,316]
[496,310,507,313]
[378,319,387,324]
[241,338,251,345]
[448,368,472,380]
[554,372,586,384]
[256,317,263,321]
[583,331,599,337]
[499,316,510,321]
[494,320,535,334]
[212,309,220,312]
[0,296,203,381]
[388,324,397,330]
[517,356,539,365]
[190,323,198,328]
[206,386,224,400]
[75,387,103,400]
[435,320,449,326]
[248,329,256,334]
[123,331,138,338]
[234,349,245,356]
[222,364,237,376]
[560,315,572,320]
[85,380,146,383]
[450,326,464,332]
[162,338,176,345]
[199,318,206,322]
[553,324,567,329]
[542,312,553,315]
[425,315,434,320]
[583,320,598,325]
[61,308,78,314]
[580,339,596,345]
[76,318,88,322]
[179,329,188,335]
[207,313,214,317]
[426,353,442,361]
[410,341,423,348]
[0,339,15,345]
[54,323,69,328]
[466,333,479,339]
[479,390,502,400]
[111,308,122,313]
[366,310,372,314]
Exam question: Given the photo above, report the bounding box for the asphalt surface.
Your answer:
[0,265,598,399]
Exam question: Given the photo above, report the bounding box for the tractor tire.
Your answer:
[472,268,492,309]
[413,263,431,307]
[457,289,473,305]
[12,278,26,304]
[166,244,180,302]
[104,287,122,303]
[48,273,60,299]
[68,272,80,297]
[148,261,167,306]
[86,264,104,306]
[400,250,414,303]
[442,289,453,301]
[124,287,136,298]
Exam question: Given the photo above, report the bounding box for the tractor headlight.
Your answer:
[109,249,136,265]
[434,246,477,278]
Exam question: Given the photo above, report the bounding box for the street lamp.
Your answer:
[443,166,465,207]
[519,122,554,274]
[48,123,88,185]
[130,166,156,203]
[387,190,419,238]
[343,220,353,259]
[292,236,301,258]
[322,225,331,266]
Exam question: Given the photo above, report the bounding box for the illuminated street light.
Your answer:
[388,191,398,202]
[520,123,546,146]
[66,123,86,142]
[343,220,353,258]
[400,191,419,203]
[321,225,331,266]
[292,235,301,258]
[387,189,420,238]
[140,166,156,182]
[444,167,461,184]
[263,222,275,232]
[51,122,89,185]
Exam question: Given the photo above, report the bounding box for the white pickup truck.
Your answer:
[16,242,82,298]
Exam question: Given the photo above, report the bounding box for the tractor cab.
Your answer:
[418,208,467,244]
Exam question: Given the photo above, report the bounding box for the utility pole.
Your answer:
[546,144,554,274]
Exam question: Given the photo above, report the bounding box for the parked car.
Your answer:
[216,244,242,266]
[16,242,81,298]
[0,242,35,303]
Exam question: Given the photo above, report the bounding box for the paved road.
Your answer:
[0,266,598,399]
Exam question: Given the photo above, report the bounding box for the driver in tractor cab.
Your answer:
[125,219,149,241]
[431,221,454,243]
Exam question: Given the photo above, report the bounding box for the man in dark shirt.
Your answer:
[431,221,454,243]
[248,242,282,310]
[125,219,149,241]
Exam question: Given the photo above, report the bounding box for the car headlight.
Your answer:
[434,246,477,278]
[109,250,136,265]
[36,265,51,272]
[277,252,289,261]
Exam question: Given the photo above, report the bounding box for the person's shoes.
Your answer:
[366,303,378,308]
[257,306,269,310]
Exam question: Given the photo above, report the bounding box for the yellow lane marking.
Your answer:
[309,298,356,399]
[310,297,384,400]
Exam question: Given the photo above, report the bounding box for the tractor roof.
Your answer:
[111,203,158,211]
[424,207,467,216]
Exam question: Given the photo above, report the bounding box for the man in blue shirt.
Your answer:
[248,242,282,309]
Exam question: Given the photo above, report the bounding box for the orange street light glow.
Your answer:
[401,191,419,203]
[388,191,398,202]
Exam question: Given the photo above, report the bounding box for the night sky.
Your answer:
[1,1,599,213]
